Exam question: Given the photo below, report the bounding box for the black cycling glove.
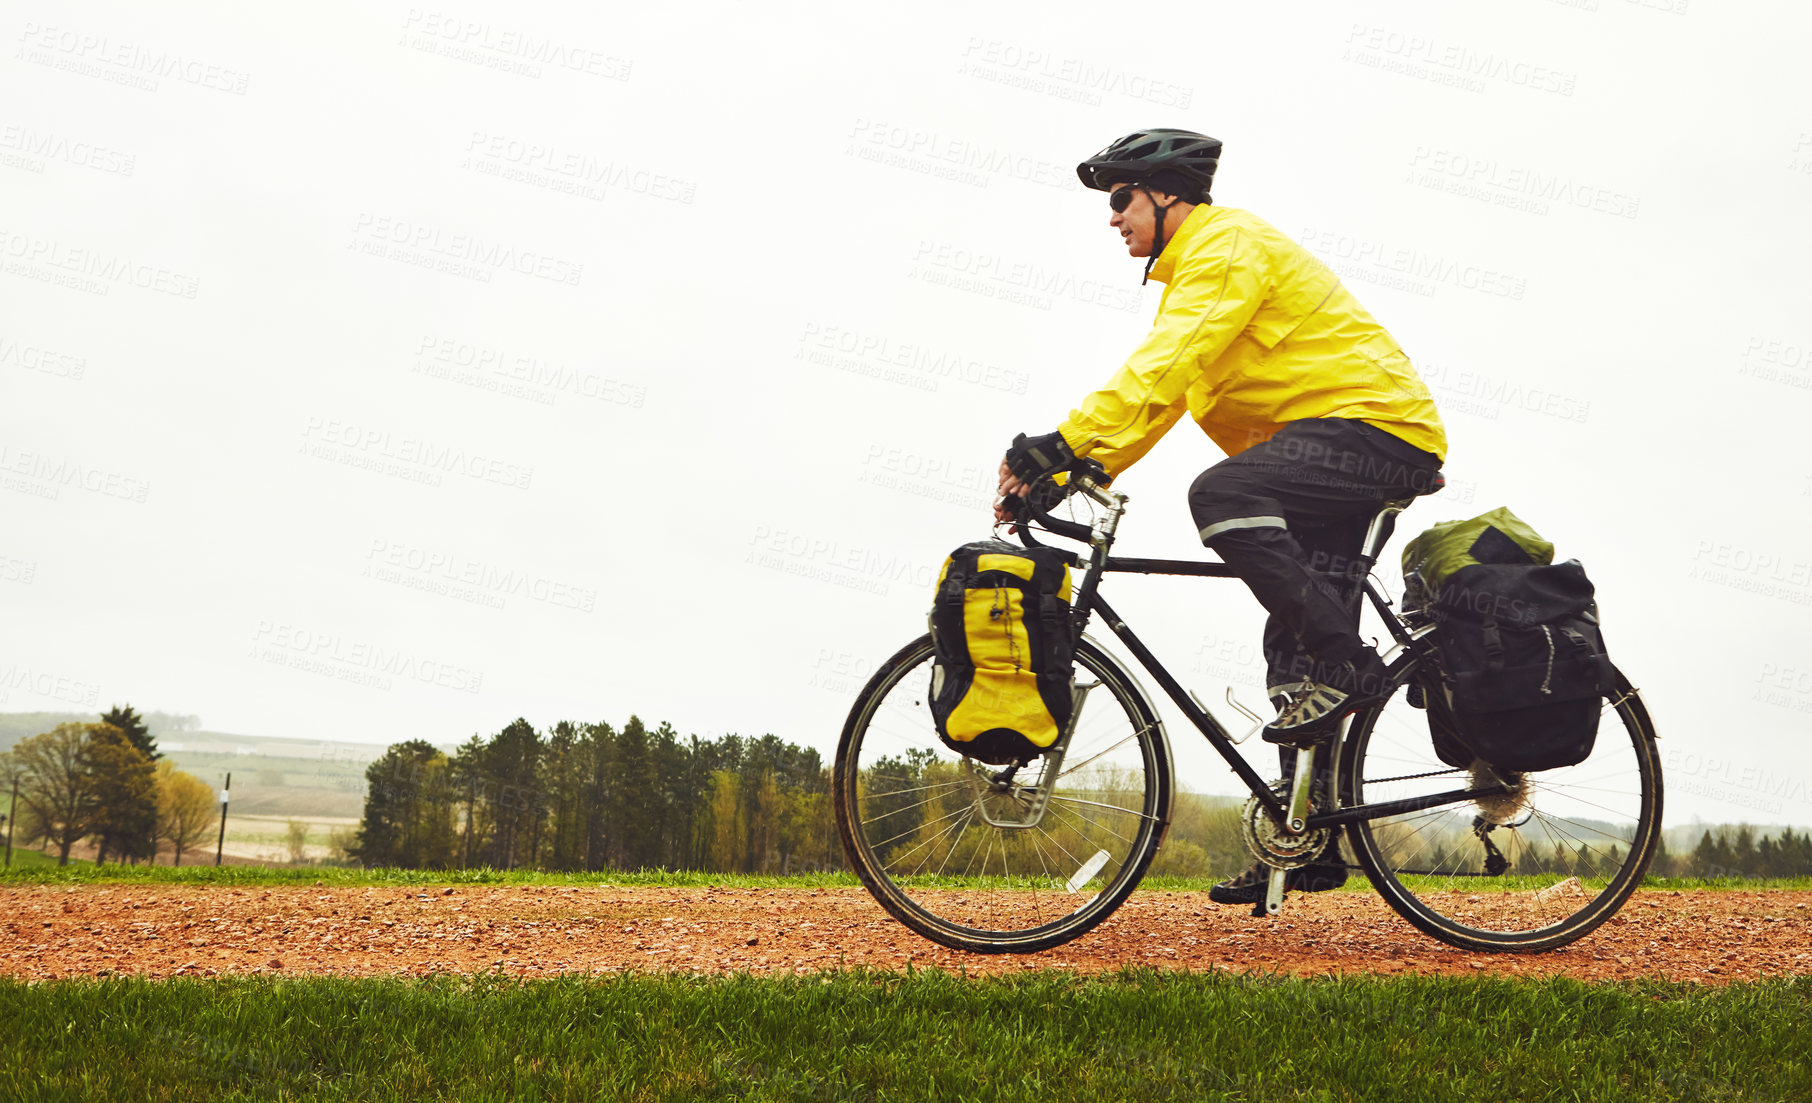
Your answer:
[1023,477,1072,514]
[1004,431,1075,483]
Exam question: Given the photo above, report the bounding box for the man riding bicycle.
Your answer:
[994,128,1447,906]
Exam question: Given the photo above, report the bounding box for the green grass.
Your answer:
[1,848,92,871]
[3,858,1810,894]
[0,969,1806,1101]
[1643,875,1812,891]
[0,860,868,890]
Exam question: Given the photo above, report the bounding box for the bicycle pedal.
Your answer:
[1259,725,1337,749]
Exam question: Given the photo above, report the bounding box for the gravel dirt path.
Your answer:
[6,886,1809,983]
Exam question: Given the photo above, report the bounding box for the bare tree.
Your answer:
[12,724,102,865]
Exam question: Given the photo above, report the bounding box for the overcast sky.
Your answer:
[5,0,1809,826]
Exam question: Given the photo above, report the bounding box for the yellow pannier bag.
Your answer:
[927,540,1075,765]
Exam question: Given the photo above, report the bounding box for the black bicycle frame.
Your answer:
[1018,512,1505,828]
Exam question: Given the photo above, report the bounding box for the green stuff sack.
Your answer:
[1400,506,1554,613]
[927,540,1075,766]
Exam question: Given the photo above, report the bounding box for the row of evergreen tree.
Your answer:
[349,717,1812,881]
[1666,825,1812,879]
[349,717,841,874]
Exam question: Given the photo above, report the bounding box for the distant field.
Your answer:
[8,811,357,869]
[215,813,360,864]
[1,970,1807,1101]
[158,748,367,820]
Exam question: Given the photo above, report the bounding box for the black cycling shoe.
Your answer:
[1207,858,1349,906]
[1262,649,1391,746]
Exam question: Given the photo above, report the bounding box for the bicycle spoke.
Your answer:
[868,799,975,855]
[1523,811,1627,867]
[991,829,1011,923]
[1529,813,1593,890]
[1520,788,1643,827]
[1381,819,1447,877]
[886,804,976,877]
[1044,798,1141,845]
[1029,830,1059,894]
[1055,727,1148,781]
[913,806,976,881]
[958,817,985,881]
[862,776,966,796]
[858,781,969,828]
[1040,807,1110,868]
[1030,823,1089,886]
[1046,793,1158,823]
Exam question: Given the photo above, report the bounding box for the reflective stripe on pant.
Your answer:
[1187,418,1442,684]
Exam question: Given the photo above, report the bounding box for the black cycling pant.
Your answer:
[1187,418,1442,695]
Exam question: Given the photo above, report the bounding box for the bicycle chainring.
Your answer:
[1240,781,1332,870]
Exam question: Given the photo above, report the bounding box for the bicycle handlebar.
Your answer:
[1007,468,1121,553]
[1010,490,1093,548]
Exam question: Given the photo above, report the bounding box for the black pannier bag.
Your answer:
[1403,510,1615,772]
[927,540,1075,766]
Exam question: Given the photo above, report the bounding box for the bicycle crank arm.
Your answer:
[1284,745,1317,835]
[1261,867,1287,917]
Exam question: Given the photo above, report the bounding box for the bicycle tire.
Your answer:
[834,633,1172,954]
[1338,649,1662,953]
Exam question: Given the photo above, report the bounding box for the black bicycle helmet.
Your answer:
[1079,129,1222,283]
[1077,128,1222,202]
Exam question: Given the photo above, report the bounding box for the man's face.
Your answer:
[1108,183,1165,258]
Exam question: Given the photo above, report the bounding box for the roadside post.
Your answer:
[3,775,15,867]
[215,772,231,866]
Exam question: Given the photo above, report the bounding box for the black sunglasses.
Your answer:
[1108,185,1140,214]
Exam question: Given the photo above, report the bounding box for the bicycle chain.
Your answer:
[1365,767,1467,785]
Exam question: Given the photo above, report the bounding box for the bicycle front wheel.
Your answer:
[1339,651,1662,953]
[834,634,1171,954]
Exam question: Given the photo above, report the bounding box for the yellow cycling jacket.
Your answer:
[1056,205,1446,472]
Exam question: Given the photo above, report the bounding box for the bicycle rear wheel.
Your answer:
[834,634,1171,954]
[1339,649,1661,953]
